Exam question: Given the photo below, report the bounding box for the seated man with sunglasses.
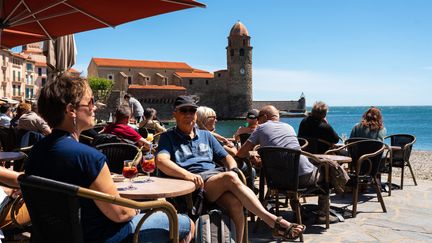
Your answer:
[156,96,306,242]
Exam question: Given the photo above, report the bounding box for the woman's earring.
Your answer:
[73,117,77,127]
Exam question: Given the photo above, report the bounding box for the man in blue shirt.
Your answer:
[157,96,306,242]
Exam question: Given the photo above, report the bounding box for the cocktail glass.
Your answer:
[122,160,138,189]
[146,133,154,143]
[141,154,155,182]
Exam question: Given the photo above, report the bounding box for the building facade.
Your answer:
[88,21,254,120]
[88,21,305,120]
[0,43,48,102]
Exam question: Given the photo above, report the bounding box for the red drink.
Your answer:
[141,158,155,173]
[122,166,138,178]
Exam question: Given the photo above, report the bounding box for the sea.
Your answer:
[213,106,432,151]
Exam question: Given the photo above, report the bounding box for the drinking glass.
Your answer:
[146,133,154,143]
[141,153,155,182]
[341,133,347,143]
[122,160,138,189]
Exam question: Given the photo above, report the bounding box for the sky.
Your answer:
[68,0,432,106]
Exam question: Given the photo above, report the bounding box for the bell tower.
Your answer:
[226,21,253,118]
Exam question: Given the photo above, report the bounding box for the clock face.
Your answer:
[240,68,245,75]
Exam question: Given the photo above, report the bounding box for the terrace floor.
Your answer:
[249,177,432,242]
[4,177,432,243]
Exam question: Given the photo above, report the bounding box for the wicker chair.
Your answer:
[301,137,335,154]
[96,143,141,174]
[257,146,330,239]
[297,137,309,150]
[327,140,386,217]
[384,134,417,189]
[18,174,179,243]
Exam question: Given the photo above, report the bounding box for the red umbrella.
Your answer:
[0,0,205,49]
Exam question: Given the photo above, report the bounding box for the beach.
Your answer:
[405,150,432,181]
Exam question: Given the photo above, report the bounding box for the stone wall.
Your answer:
[252,97,306,112]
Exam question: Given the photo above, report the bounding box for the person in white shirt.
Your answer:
[0,105,12,128]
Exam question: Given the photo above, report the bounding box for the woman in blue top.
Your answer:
[25,74,193,243]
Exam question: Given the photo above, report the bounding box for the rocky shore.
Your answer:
[396,150,432,181]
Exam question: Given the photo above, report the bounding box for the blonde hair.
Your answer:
[196,106,216,131]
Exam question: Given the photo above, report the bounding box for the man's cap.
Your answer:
[174,95,198,109]
[246,109,259,119]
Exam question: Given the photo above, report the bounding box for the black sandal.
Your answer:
[272,216,306,240]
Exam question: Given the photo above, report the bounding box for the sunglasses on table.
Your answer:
[176,107,197,114]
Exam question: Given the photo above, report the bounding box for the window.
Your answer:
[26,63,33,71]
[230,49,234,57]
[218,73,221,77]
[18,71,21,81]
[189,79,193,85]
[239,48,244,56]
[13,85,20,96]
[42,78,46,86]
[205,80,209,85]
[13,70,15,81]
[107,74,113,80]
[38,68,42,76]
[243,39,246,46]
[26,88,30,98]
[128,76,132,85]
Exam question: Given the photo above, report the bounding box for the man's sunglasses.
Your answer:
[177,107,197,114]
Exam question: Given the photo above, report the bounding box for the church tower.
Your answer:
[226,21,253,118]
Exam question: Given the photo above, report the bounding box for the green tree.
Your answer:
[88,77,114,103]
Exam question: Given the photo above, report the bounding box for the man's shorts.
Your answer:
[197,167,225,182]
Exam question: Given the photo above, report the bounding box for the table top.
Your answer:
[315,154,352,163]
[115,176,196,200]
[0,152,26,161]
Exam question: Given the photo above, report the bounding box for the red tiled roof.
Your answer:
[23,50,43,54]
[192,68,209,73]
[174,72,214,78]
[68,68,80,74]
[128,85,186,91]
[92,58,193,70]
[35,62,47,67]
[11,53,25,59]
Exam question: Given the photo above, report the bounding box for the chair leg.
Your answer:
[387,165,392,196]
[292,196,303,242]
[352,181,359,218]
[373,177,387,213]
[275,192,280,215]
[407,162,418,186]
[325,195,330,229]
[400,166,405,190]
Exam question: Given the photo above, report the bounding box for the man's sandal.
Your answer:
[272,216,306,240]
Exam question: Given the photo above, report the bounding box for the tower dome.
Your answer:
[229,21,249,36]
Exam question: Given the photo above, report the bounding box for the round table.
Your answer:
[315,154,352,164]
[0,152,26,161]
[115,176,196,200]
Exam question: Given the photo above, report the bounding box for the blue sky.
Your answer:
[70,0,431,106]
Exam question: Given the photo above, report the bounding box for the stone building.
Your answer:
[88,21,253,120]
[88,21,305,120]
